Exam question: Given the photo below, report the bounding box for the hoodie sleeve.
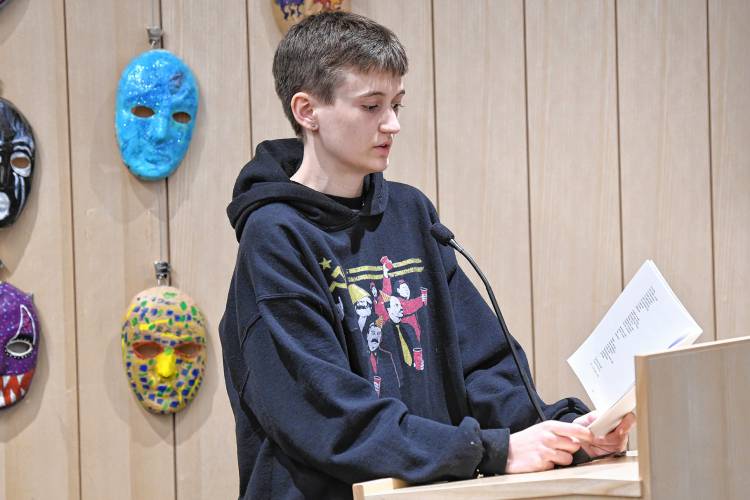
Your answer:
[231,213,507,484]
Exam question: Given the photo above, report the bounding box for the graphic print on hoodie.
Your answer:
[321,253,430,399]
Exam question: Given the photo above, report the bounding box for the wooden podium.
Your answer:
[353,336,750,500]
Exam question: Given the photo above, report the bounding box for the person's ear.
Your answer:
[290,92,319,133]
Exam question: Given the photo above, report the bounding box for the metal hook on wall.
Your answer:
[147,0,163,49]
[154,260,171,286]
[147,26,163,49]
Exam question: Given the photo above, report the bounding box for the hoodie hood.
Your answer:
[228,139,389,240]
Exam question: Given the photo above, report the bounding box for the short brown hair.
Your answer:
[273,12,408,137]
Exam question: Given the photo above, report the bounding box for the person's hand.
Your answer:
[506,420,593,473]
[572,411,635,458]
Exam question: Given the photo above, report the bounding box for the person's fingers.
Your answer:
[547,420,594,443]
[559,437,582,454]
[618,412,636,432]
[591,423,630,452]
[606,412,636,437]
[573,411,598,427]
[545,434,581,454]
[547,448,574,467]
[607,414,635,442]
[539,430,581,453]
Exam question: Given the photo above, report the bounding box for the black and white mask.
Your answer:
[0,98,35,227]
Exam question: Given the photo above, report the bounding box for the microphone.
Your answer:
[430,222,546,424]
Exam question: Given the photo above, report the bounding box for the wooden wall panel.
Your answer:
[65,1,174,499]
[618,0,714,342]
[432,0,534,362]
[0,0,79,499]
[353,0,437,199]
[248,0,294,149]
[526,0,622,403]
[162,0,248,498]
[710,0,750,340]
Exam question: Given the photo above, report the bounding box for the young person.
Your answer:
[219,12,633,500]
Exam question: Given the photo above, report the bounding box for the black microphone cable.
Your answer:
[430,222,547,424]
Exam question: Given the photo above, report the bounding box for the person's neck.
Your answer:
[291,139,366,198]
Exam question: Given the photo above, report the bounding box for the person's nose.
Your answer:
[380,108,401,135]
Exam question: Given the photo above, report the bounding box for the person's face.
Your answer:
[387,296,403,323]
[311,69,404,176]
[121,286,207,414]
[366,325,381,352]
[396,282,410,299]
[116,50,198,181]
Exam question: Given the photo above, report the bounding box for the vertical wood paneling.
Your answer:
[432,0,534,360]
[0,0,79,498]
[526,0,622,403]
[65,1,174,498]
[248,0,294,148]
[353,0,437,199]
[162,0,247,498]
[618,0,714,342]
[710,0,750,340]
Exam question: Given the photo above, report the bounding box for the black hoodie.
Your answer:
[220,139,589,500]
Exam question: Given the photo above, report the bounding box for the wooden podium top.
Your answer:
[353,451,641,500]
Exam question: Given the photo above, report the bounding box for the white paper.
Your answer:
[567,260,702,435]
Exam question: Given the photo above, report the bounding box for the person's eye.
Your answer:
[392,103,405,114]
[362,104,379,112]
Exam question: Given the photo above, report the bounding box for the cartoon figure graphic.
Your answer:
[366,319,400,398]
[334,295,345,322]
[393,278,428,341]
[322,254,429,384]
[348,283,374,333]
[374,256,428,341]
[383,296,423,371]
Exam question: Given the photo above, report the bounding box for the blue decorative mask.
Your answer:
[115,50,198,181]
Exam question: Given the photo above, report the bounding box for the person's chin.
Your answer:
[366,156,390,173]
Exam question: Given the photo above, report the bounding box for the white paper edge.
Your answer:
[588,387,635,437]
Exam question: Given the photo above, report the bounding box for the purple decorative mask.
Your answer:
[0,282,39,409]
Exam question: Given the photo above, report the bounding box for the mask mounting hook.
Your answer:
[147,0,163,49]
[154,260,171,287]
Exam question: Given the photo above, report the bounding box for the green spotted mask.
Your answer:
[121,286,207,414]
